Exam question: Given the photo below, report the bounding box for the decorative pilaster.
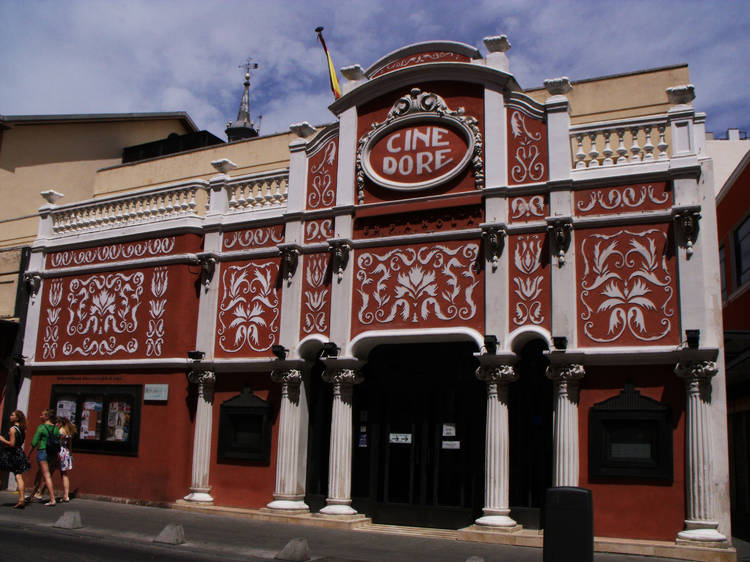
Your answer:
[675,361,727,542]
[475,364,519,528]
[547,364,585,487]
[267,368,309,511]
[320,368,363,515]
[184,369,216,502]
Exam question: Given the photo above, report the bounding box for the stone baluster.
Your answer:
[587,132,599,167]
[547,364,585,487]
[616,129,628,164]
[254,181,266,208]
[675,361,727,542]
[601,130,614,166]
[574,134,586,169]
[267,368,309,511]
[320,368,363,515]
[657,124,669,160]
[629,127,642,162]
[643,126,655,160]
[184,369,216,503]
[475,364,519,528]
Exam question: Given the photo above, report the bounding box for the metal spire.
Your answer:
[226,58,259,142]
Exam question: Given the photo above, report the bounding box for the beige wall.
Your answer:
[93,131,296,196]
[0,118,193,248]
[524,65,690,124]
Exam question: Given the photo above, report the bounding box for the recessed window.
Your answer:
[50,385,142,455]
[735,215,750,288]
[589,384,672,480]
[218,387,272,463]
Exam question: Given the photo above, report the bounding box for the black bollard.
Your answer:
[543,487,593,562]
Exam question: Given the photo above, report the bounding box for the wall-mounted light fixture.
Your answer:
[685,329,700,349]
[484,334,499,355]
[321,342,340,358]
[187,350,205,361]
[552,336,568,350]
[271,345,288,360]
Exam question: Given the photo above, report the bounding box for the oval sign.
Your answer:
[362,115,474,191]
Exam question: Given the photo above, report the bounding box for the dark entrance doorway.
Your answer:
[351,342,485,529]
[509,339,553,529]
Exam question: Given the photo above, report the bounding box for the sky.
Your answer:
[1,1,748,140]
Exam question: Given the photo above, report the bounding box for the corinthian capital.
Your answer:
[323,368,363,386]
[271,368,302,386]
[476,364,518,385]
[675,360,718,381]
[546,364,585,382]
[188,370,216,402]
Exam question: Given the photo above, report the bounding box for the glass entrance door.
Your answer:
[352,342,484,529]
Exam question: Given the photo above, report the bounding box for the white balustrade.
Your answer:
[50,183,204,235]
[570,116,671,169]
[226,172,288,213]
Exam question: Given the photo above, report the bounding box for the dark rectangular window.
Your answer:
[735,215,750,288]
[50,385,142,456]
[720,244,727,301]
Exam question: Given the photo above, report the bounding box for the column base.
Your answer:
[677,520,727,542]
[475,514,519,528]
[266,499,310,511]
[183,491,214,503]
[320,500,358,516]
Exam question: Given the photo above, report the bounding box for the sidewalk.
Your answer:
[0,491,732,561]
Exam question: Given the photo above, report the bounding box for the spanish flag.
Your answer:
[316,26,341,99]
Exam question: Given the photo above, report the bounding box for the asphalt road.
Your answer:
[0,491,720,561]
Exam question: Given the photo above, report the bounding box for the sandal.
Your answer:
[44,501,56,507]
[61,498,70,503]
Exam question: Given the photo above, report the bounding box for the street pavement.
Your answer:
[0,491,732,561]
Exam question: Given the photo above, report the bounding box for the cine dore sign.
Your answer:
[357,89,481,197]
[362,115,474,191]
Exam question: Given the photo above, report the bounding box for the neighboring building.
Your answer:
[9,37,738,560]
[0,112,199,433]
[709,128,750,542]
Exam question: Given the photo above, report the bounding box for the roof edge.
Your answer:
[523,63,689,93]
[0,111,199,132]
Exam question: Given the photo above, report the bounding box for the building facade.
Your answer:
[12,37,735,559]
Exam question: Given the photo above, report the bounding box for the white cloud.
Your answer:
[0,0,748,138]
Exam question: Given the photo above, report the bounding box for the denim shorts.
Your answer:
[37,449,48,462]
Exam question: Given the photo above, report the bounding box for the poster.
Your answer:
[80,397,103,440]
[105,400,131,442]
[56,397,77,421]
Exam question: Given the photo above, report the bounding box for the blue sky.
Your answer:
[1,1,748,139]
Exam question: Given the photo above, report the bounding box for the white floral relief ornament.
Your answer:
[579,229,674,343]
[355,244,479,325]
[62,272,144,356]
[216,262,280,353]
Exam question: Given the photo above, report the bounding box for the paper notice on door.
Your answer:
[442,440,460,449]
[389,433,412,444]
[442,423,456,437]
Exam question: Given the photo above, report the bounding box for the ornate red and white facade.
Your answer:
[17,37,733,555]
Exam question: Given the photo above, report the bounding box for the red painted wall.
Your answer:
[26,371,193,503]
[717,158,750,329]
[579,365,685,540]
[208,372,279,508]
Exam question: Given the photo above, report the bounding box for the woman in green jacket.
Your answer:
[26,409,59,506]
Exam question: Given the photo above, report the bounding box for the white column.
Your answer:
[184,370,216,502]
[547,364,584,487]
[675,360,727,542]
[267,368,309,511]
[475,364,519,528]
[320,368,362,515]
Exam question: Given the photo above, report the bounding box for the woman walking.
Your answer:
[56,416,76,502]
[0,410,31,508]
[26,409,59,506]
